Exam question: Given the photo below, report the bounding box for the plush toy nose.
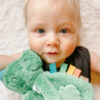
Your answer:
[0,69,5,81]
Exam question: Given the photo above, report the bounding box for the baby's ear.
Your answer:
[2,50,43,94]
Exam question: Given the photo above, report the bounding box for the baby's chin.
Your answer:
[44,58,65,67]
[44,58,59,64]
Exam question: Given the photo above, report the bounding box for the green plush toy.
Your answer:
[0,50,93,100]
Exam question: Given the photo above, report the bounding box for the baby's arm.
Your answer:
[0,52,22,70]
[90,51,100,74]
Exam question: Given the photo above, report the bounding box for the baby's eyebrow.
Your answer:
[58,22,73,28]
[32,23,48,27]
[30,22,73,30]
[29,23,47,30]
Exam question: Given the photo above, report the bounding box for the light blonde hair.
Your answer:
[24,0,81,33]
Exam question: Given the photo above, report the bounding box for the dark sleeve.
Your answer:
[66,46,91,82]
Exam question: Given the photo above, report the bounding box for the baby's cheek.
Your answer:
[68,43,76,51]
[64,41,76,56]
[28,34,44,55]
[30,42,40,52]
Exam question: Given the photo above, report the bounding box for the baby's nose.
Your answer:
[46,33,60,47]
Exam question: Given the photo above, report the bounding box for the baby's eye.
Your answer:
[37,29,45,34]
[60,29,68,34]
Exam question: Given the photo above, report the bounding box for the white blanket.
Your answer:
[0,81,23,100]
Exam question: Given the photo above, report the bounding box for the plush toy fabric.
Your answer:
[0,50,93,100]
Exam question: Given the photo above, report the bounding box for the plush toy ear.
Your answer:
[2,50,43,94]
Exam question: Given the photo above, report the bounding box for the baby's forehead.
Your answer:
[26,0,71,10]
[25,0,79,17]
[25,0,81,31]
[26,0,74,19]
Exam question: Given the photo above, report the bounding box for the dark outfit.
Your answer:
[42,46,91,82]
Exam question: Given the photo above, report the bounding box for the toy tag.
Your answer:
[60,63,68,72]
[49,63,57,73]
[73,68,82,78]
[67,65,76,75]
[66,64,82,78]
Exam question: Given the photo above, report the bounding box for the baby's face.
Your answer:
[26,0,78,66]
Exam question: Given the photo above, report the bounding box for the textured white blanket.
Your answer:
[0,81,23,100]
[0,0,100,100]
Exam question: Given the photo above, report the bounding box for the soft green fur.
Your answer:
[2,50,93,100]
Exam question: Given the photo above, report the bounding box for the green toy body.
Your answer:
[1,50,93,100]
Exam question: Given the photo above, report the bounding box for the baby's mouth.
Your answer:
[46,52,59,55]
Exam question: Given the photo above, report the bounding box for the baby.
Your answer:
[0,0,100,83]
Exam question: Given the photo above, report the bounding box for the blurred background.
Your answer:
[0,0,100,100]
